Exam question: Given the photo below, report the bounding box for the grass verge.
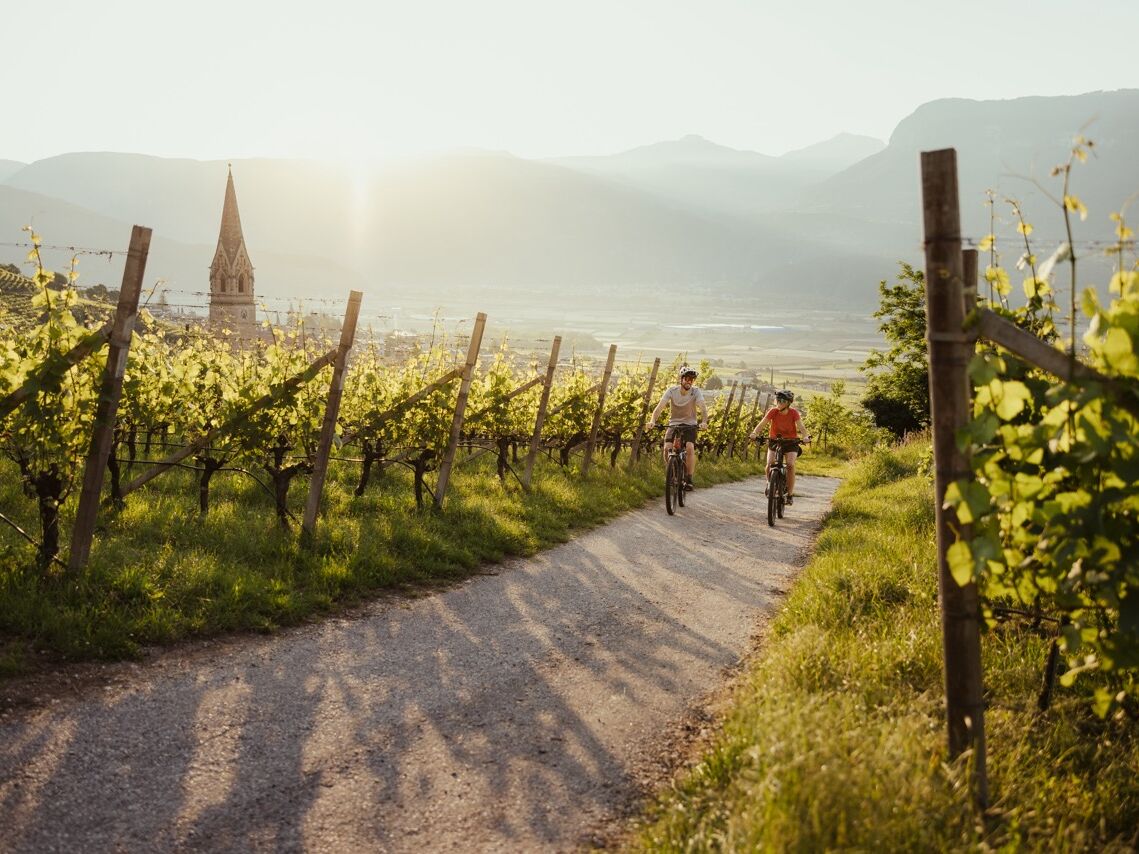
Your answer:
[0,449,763,675]
[627,442,1139,851]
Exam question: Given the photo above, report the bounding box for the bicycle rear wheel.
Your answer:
[776,471,786,519]
[665,455,679,515]
[677,456,686,507]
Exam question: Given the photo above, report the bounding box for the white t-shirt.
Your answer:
[654,384,705,426]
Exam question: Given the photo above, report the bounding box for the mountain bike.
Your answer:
[757,437,802,527]
[664,431,688,515]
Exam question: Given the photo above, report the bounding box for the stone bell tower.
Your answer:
[208,165,256,334]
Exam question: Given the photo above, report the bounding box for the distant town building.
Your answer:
[208,166,257,335]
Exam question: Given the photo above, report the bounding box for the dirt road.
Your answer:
[0,475,838,852]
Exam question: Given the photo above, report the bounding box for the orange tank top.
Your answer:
[765,406,801,439]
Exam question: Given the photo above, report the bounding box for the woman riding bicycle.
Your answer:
[650,365,708,489]
[748,389,810,504]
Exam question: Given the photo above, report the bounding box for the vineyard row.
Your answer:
[1,227,778,572]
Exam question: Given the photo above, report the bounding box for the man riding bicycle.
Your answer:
[748,389,810,504]
[650,364,709,490]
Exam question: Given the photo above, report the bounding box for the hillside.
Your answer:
[0,159,24,183]
[779,133,886,170]
[2,150,892,308]
[549,134,856,215]
[802,89,1139,238]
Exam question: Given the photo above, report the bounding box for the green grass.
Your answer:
[627,441,1139,852]
[789,447,853,479]
[0,448,763,673]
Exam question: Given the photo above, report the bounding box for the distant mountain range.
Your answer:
[550,133,885,215]
[3,89,1137,316]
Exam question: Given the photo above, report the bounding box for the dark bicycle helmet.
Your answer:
[775,389,794,403]
[678,365,698,379]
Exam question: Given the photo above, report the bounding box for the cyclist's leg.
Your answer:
[684,426,697,481]
[785,450,798,496]
[765,446,777,493]
[662,426,674,467]
[665,451,678,514]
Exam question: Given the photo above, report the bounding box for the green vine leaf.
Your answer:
[989,379,1032,420]
[1102,327,1138,373]
[947,541,975,587]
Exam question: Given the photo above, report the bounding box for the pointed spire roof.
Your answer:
[216,164,247,260]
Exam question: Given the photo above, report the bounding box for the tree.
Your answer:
[807,381,849,453]
[85,283,110,301]
[861,264,930,437]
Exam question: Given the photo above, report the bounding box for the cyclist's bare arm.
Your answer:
[748,409,773,440]
[649,393,669,426]
[795,413,811,443]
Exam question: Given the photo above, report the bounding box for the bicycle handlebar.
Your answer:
[751,436,810,448]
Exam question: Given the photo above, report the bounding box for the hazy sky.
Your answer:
[6,0,1138,164]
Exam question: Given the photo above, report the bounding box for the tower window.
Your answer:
[238,273,246,294]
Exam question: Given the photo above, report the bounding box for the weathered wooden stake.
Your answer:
[434,313,487,509]
[743,389,764,460]
[963,249,978,313]
[716,381,738,455]
[523,336,561,490]
[302,290,362,540]
[67,225,151,573]
[581,344,617,474]
[629,357,661,465]
[921,148,987,807]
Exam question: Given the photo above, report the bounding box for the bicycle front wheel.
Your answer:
[767,476,777,527]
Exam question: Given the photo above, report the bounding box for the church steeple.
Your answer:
[208,165,256,333]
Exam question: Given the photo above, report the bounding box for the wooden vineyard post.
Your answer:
[921,148,987,806]
[716,381,738,456]
[302,290,362,541]
[629,357,661,465]
[726,385,749,458]
[434,313,487,509]
[743,390,763,460]
[963,248,978,312]
[523,336,561,490]
[581,344,617,475]
[68,225,151,573]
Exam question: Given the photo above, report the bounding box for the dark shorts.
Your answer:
[664,424,698,445]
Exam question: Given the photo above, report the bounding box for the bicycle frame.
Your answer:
[667,433,686,463]
[762,437,798,526]
[664,431,688,515]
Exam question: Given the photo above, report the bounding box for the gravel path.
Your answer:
[0,474,839,853]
